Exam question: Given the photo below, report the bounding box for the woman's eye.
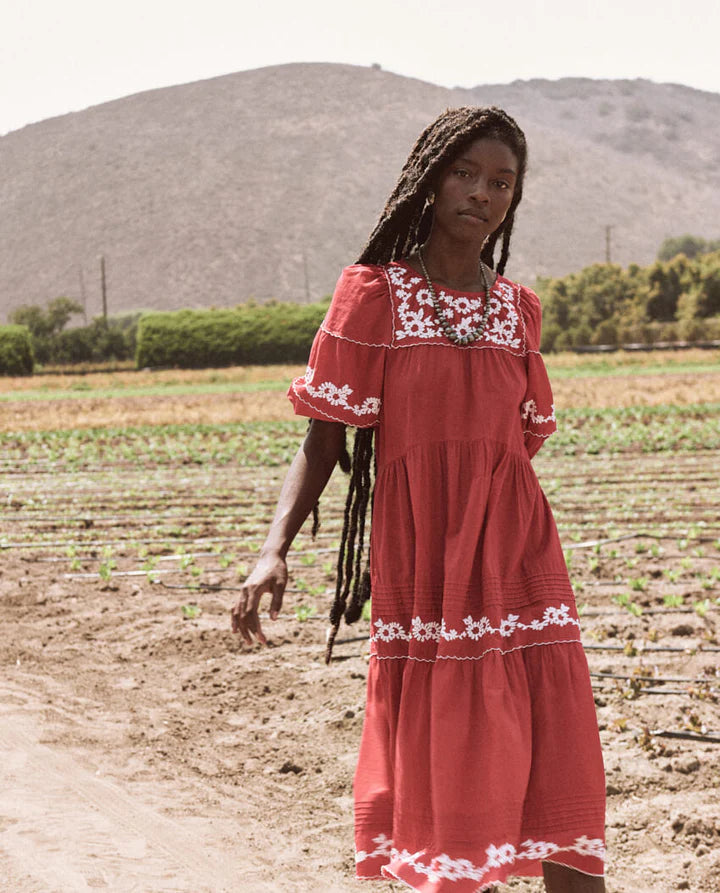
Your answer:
[454,168,470,178]
[493,180,511,190]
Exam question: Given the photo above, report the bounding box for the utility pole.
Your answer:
[100,255,107,323]
[605,225,613,264]
[78,265,87,323]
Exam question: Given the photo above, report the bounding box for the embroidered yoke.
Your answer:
[289,261,606,892]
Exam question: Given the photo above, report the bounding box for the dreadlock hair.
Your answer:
[324,106,528,662]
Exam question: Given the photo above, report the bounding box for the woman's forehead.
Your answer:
[449,137,519,171]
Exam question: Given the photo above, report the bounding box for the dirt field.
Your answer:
[1,371,719,892]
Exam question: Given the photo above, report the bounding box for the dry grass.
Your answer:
[0,364,304,394]
[2,355,719,432]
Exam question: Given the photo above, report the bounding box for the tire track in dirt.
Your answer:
[0,686,275,893]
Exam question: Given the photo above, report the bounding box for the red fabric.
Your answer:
[289,261,606,890]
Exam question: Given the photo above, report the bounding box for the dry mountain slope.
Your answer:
[1,64,719,321]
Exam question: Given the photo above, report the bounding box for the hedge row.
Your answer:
[135,302,328,368]
[0,325,34,375]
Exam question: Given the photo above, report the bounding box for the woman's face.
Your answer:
[431,137,519,246]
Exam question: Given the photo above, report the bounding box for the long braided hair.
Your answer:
[324,106,528,662]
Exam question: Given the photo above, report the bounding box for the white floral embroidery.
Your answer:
[522,399,556,426]
[372,603,579,645]
[386,265,522,350]
[356,836,605,881]
[355,833,393,864]
[303,366,380,417]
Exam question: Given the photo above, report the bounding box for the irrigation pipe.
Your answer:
[583,643,720,652]
[590,672,718,685]
[649,729,720,744]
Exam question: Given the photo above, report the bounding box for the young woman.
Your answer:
[231,106,607,892]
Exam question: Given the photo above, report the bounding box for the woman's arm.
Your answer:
[230,419,346,644]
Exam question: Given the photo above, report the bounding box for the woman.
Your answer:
[231,106,607,892]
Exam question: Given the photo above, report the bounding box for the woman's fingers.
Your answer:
[269,580,285,621]
[230,558,287,641]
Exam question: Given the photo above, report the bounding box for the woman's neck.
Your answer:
[413,235,496,290]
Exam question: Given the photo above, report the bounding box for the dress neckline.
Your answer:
[389,259,506,297]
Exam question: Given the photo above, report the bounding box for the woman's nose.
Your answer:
[469,178,489,202]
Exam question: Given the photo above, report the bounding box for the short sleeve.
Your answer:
[287,265,391,427]
[519,287,557,459]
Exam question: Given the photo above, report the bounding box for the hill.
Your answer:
[1,64,719,321]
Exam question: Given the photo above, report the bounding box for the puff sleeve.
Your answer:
[519,286,557,459]
[288,265,391,427]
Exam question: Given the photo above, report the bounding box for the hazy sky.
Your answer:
[2,0,718,136]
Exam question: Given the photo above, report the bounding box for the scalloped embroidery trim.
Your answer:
[356,833,605,881]
[302,365,380,417]
[371,603,579,645]
[290,383,378,427]
[370,638,583,663]
[385,264,525,351]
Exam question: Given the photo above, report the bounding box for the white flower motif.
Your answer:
[499,613,520,637]
[355,836,605,880]
[370,604,581,648]
[485,843,517,868]
[386,264,523,350]
[520,839,561,860]
[570,836,606,859]
[373,619,410,642]
[411,617,442,642]
[303,367,381,418]
[462,615,493,640]
[522,399,556,426]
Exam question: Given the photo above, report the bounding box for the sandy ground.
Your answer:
[1,436,719,891]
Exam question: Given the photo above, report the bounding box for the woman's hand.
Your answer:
[229,419,345,645]
[231,550,288,645]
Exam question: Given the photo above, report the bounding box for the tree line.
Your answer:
[1,235,718,374]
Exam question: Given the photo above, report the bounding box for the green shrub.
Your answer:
[0,325,34,375]
[135,302,328,369]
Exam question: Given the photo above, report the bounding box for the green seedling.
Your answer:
[694,599,711,618]
[99,559,116,581]
[634,541,648,554]
[218,554,233,569]
[628,576,648,592]
[361,599,372,622]
[299,552,317,566]
[236,562,249,579]
[663,593,684,608]
[649,544,662,558]
[181,604,201,619]
[680,557,693,570]
[294,603,317,622]
[663,568,680,583]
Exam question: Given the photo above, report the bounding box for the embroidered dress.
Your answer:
[289,261,606,891]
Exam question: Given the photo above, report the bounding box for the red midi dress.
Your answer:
[288,261,606,891]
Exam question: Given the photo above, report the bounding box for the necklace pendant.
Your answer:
[418,247,493,348]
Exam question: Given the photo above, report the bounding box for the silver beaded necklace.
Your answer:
[417,248,494,346]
